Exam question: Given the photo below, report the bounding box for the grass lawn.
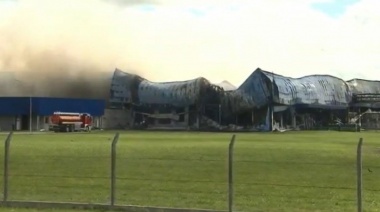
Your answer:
[0,130,379,212]
[0,208,97,212]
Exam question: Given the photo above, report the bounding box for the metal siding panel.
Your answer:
[109,68,134,106]
[0,97,29,115]
[238,70,269,107]
[0,97,104,116]
[34,98,105,116]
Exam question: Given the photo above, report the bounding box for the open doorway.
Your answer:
[21,115,29,130]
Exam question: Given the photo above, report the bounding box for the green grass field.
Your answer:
[0,130,379,212]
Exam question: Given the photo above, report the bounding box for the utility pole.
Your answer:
[269,72,275,131]
[29,85,34,134]
[29,96,32,134]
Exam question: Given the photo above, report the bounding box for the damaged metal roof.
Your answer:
[238,68,352,108]
[109,67,380,112]
[347,79,380,94]
[222,90,256,113]
[109,68,223,107]
[137,78,205,106]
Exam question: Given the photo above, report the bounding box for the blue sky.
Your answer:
[311,0,360,17]
[136,0,361,19]
[2,0,362,19]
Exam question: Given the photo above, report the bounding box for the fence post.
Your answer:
[228,134,236,212]
[110,132,120,207]
[3,131,13,202]
[357,138,363,212]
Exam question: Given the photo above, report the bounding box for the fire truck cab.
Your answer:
[49,112,93,132]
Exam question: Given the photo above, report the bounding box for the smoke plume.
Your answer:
[1,0,379,100]
[0,0,148,99]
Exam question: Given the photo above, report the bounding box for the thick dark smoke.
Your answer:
[0,0,258,94]
[0,50,112,98]
[0,0,150,99]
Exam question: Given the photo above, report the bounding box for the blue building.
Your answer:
[0,97,105,131]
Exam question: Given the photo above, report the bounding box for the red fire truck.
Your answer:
[49,112,93,132]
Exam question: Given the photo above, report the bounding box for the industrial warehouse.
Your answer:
[1,67,380,132]
[109,68,380,132]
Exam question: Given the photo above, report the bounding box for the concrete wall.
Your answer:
[102,109,131,129]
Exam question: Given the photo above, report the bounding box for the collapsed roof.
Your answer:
[238,68,352,109]
[109,68,223,107]
[109,68,380,112]
[347,79,380,94]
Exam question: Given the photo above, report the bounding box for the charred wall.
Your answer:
[109,68,225,108]
[108,67,380,131]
